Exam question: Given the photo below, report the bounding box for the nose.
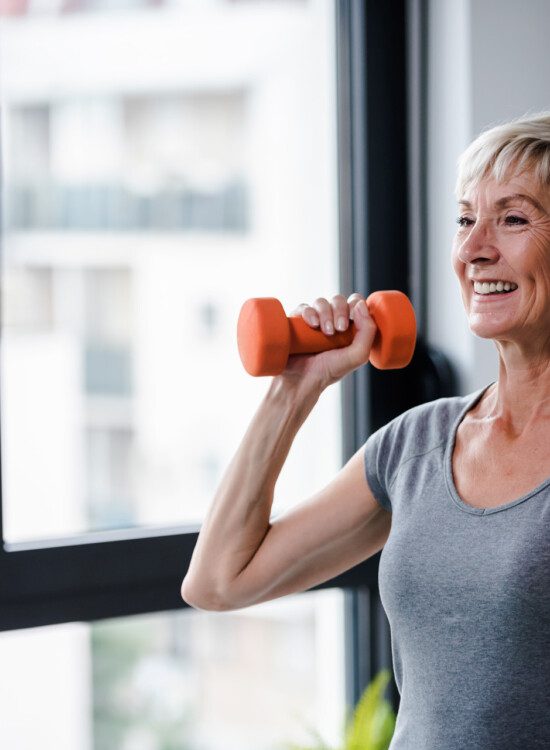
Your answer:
[456,218,500,266]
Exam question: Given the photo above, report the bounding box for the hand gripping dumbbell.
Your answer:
[237,290,416,376]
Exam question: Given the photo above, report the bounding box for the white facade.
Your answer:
[1,0,342,541]
[0,2,346,749]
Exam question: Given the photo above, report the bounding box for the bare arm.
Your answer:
[181,293,386,611]
[186,441,390,610]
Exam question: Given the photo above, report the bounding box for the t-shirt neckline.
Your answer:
[444,382,550,515]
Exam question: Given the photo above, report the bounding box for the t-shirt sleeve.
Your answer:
[363,419,399,513]
[362,395,463,515]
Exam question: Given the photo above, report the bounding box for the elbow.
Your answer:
[180,576,232,612]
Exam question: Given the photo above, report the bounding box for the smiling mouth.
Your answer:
[472,280,518,296]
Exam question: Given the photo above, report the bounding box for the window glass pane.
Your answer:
[0,590,346,749]
[0,0,340,542]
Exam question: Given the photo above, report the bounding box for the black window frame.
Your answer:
[0,0,433,717]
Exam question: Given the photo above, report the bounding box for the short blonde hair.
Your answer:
[455,111,550,198]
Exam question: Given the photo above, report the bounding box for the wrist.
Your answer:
[267,373,324,417]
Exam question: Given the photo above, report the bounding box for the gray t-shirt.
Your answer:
[363,384,550,749]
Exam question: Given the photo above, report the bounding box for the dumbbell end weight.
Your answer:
[237,298,290,376]
[367,290,416,369]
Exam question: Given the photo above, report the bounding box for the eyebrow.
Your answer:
[458,193,548,214]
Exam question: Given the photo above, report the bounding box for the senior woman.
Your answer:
[182,111,550,749]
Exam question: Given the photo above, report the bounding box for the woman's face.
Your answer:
[451,171,550,347]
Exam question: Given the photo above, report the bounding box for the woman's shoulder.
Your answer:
[400,387,485,428]
[376,385,490,458]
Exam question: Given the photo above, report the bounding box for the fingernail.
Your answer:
[336,317,346,331]
[324,320,334,334]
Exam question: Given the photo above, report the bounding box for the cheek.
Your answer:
[508,229,550,282]
[531,227,550,276]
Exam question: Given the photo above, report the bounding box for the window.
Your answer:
[0,0,415,738]
[0,591,346,748]
[1,0,340,543]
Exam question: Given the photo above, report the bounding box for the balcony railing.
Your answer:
[6,181,248,232]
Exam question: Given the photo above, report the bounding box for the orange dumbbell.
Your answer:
[237,290,416,376]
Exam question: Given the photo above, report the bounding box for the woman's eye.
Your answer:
[456,216,473,227]
[504,215,527,225]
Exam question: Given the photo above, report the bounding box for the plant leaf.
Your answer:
[344,669,395,750]
[283,669,396,750]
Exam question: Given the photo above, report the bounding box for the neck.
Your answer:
[484,342,550,434]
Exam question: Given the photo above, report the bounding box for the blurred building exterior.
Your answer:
[0,1,346,748]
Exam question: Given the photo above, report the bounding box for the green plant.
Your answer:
[285,669,396,750]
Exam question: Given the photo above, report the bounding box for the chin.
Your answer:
[467,315,511,340]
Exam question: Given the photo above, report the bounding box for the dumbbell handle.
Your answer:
[287,315,355,353]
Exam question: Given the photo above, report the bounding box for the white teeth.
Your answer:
[473,281,518,295]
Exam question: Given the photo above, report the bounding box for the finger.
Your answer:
[347,293,367,321]
[288,302,309,317]
[341,299,377,371]
[289,303,320,327]
[312,297,335,335]
[330,294,350,332]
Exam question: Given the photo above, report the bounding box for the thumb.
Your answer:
[345,299,378,371]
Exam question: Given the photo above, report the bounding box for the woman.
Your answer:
[182,112,550,748]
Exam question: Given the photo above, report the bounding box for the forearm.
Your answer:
[181,374,323,610]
